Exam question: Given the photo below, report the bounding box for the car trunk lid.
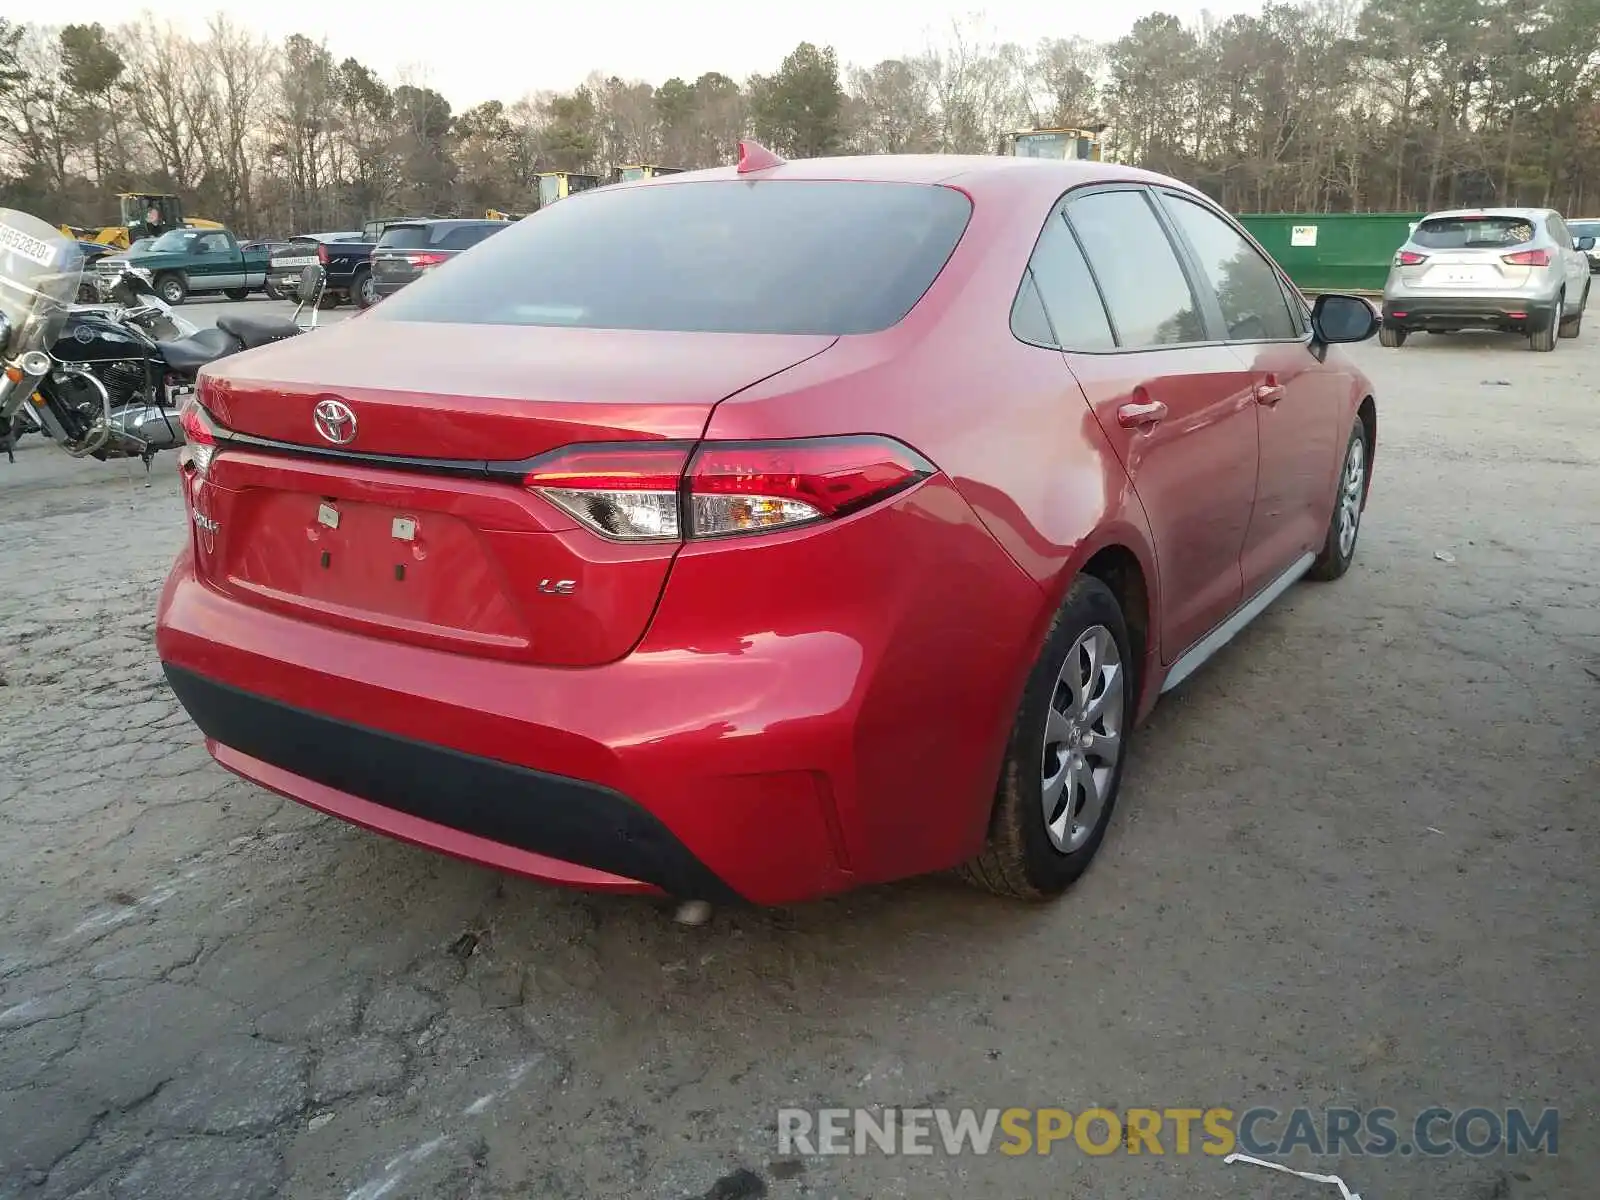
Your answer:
[189,319,835,666]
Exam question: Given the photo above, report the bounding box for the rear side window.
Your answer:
[1019,210,1115,350]
[1064,190,1206,348]
[1412,216,1535,249]
[1160,193,1298,341]
[369,181,974,335]
[437,224,504,250]
[376,225,434,250]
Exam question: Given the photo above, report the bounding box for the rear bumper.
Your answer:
[1382,295,1557,330]
[372,277,417,298]
[164,664,737,899]
[155,477,1044,904]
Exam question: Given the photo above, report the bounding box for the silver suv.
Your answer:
[1380,207,1594,352]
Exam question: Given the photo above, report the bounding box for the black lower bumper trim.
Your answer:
[162,664,740,902]
[1383,298,1555,329]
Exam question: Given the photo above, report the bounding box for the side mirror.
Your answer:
[1577,236,1596,252]
[1310,293,1378,344]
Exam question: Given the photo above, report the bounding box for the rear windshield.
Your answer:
[1570,220,1600,238]
[368,180,974,335]
[1413,216,1535,249]
[377,223,503,251]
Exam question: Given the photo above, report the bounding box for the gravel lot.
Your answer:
[1,299,1596,1200]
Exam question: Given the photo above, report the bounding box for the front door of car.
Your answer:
[1035,186,1260,663]
[194,233,240,288]
[1549,215,1588,299]
[1154,189,1340,596]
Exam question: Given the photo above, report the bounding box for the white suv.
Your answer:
[1380,207,1593,352]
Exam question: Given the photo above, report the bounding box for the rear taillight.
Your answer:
[1501,249,1549,266]
[317,242,329,265]
[404,252,448,267]
[1395,250,1428,266]
[522,435,936,543]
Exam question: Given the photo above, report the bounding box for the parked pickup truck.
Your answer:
[93,227,271,305]
[269,218,430,309]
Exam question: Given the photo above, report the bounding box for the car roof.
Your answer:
[388,218,505,227]
[292,230,362,241]
[1419,207,1552,221]
[607,154,1205,209]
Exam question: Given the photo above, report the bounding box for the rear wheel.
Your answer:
[353,268,377,309]
[1529,301,1558,352]
[961,575,1132,900]
[223,286,250,301]
[1558,285,1586,339]
[263,280,284,301]
[1379,324,1406,348]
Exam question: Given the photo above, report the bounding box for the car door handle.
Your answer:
[1255,380,1286,406]
[1116,400,1168,429]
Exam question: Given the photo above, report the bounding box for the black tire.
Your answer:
[1529,311,1557,352]
[961,575,1134,900]
[1309,417,1370,582]
[1379,324,1406,348]
[1558,286,1586,339]
[223,286,251,301]
[263,280,284,301]
[316,290,344,310]
[352,268,377,310]
[156,273,187,306]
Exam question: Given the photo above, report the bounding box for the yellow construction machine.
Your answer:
[1000,127,1105,162]
[535,172,603,209]
[613,164,687,184]
[485,209,528,221]
[60,192,225,250]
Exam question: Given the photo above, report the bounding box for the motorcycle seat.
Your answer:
[216,312,302,350]
[156,326,243,374]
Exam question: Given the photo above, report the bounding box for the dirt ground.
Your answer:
[0,302,1596,1200]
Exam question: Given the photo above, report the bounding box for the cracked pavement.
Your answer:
[0,303,1596,1199]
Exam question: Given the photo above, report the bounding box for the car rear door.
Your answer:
[1040,185,1260,662]
[1154,189,1339,595]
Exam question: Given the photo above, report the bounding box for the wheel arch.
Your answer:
[1059,531,1161,723]
[1356,394,1377,503]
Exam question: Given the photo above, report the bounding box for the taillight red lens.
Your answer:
[522,435,935,542]
[686,436,934,537]
[405,253,448,267]
[1395,250,1428,266]
[317,242,328,264]
[178,402,219,478]
[1501,249,1549,266]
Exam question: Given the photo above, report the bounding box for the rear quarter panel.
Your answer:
[704,169,1164,717]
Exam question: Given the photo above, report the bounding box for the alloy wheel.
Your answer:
[1338,437,1366,558]
[1041,624,1124,853]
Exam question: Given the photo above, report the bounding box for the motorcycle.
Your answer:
[1,210,327,466]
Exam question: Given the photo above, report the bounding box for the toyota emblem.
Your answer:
[313,398,357,446]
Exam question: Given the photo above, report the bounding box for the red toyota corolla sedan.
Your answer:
[156,145,1380,906]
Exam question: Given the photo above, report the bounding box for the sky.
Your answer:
[0,0,1265,109]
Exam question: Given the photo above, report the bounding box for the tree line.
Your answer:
[1,0,1597,241]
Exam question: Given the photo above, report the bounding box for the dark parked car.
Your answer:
[370,219,511,300]
[158,148,1380,907]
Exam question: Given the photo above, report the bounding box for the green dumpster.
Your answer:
[1237,213,1427,293]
